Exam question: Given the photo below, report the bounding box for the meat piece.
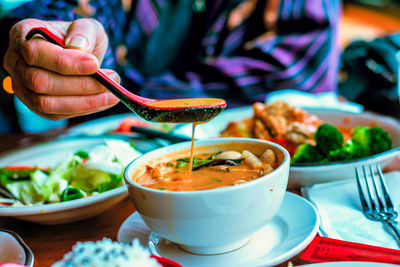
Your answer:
[253,118,272,140]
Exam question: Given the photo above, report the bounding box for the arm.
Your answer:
[138,0,341,106]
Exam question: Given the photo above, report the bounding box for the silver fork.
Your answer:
[355,164,400,246]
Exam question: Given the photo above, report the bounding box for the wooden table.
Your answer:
[0,130,314,267]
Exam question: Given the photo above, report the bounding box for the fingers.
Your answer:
[227,0,257,30]
[6,50,119,96]
[227,0,280,31]
[65,18,108,63]
[9,18,104,75]
[17,34,99,75]
[264,0,280,28]
[12,77,120,120]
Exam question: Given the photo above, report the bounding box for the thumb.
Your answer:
[64,18,108,64]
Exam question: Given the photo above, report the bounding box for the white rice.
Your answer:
[52,238,161,267]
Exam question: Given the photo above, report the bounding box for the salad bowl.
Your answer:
[0,136,151,224]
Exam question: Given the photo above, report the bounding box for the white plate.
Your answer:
[66,113,131,136]
[0,229,33,266]
[173,107,400,187]
[65,113,177,137]
[302,262,399,267]
[118,192,319,267]
[0,136,161,225]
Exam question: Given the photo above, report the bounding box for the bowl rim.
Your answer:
[124,137,290,195]
[290,146,400,168]
[0,229,34,267]
[0,186,127,216]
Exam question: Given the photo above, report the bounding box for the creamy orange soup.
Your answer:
[135,149,278,191]
[147,98,225,108]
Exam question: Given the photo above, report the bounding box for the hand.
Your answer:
[3,18,120,120]
[227,0,280,49]
[227,0,280,30]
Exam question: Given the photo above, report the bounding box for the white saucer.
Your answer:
[302,262,399,267]
[118,192,319,267]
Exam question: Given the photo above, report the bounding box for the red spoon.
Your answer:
[25,27,226,123]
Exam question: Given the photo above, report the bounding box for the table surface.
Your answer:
[1,2,400,266]
[0,130,315,267]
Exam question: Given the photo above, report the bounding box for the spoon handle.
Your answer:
[25,27,152,111]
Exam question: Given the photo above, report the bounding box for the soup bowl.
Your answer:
[124,138,290,255]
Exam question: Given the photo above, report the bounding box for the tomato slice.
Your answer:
[115,117,149,132]
[3,166,49,172]
[269,137,298,157]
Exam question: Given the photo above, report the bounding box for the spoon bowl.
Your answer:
[25,27,226,123]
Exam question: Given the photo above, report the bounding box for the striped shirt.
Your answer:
[1,0,340,107]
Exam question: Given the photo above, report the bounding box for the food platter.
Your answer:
[0,136,162,224]
[173,107,400,187]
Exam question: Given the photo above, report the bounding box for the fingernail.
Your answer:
[79,59,98,73]
[110,72,121,83]
[66,36,88,50]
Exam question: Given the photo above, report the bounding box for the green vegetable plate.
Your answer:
[288,109,400,188]
[0,136,160,225]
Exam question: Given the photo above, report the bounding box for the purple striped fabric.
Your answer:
[1,0,340,106]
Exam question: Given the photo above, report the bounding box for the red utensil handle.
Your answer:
[25,27,66,48]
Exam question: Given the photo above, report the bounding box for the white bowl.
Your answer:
[0,229,33,266]
[0,136,150,225]
[124,138,290,255]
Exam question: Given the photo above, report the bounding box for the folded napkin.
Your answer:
[266,90,363,113]
[302,171,400,250]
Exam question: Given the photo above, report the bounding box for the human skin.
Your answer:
[3,18,120,120]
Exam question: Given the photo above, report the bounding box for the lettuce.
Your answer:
[1,140,141,205]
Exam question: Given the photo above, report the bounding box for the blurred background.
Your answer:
[0,0,400,134]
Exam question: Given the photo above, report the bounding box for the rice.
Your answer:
[52,238,161,267]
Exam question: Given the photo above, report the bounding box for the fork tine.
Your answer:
[362,165,379,212]
[376,164,395,212]
[355,167,370,213]
[369,165,386,211]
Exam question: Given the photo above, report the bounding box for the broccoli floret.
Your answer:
[291,144,326,164]
[328,140,367,161]
[351,126,392,156]
[351,127,371,155]
[370,127,392,154]
[314,124,344,156]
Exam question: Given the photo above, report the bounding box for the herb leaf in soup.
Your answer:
[176,155,244,170]
[176,158,190,163]
[193,159,239,171]
[74,150,89,159]
[176,161,187,169]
